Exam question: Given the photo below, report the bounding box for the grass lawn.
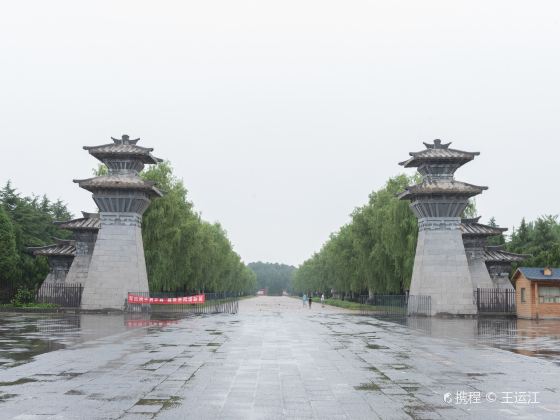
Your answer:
[0,303,59,309]
[290,296,406,313]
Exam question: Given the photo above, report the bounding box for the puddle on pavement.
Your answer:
[0,312,185,370]
[363,315,560,365]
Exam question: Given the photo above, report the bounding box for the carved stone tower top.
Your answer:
[73,135,163,217]
[398,140,487,220]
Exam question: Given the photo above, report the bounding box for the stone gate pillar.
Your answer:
[399,140,485,316]
[54,212,100,285]
[75,135,162,310]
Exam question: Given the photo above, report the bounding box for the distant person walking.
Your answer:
[321,294,325,308]
[308,295,312,309]
[302,293,307,308]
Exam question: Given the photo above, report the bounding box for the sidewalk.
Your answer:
[0,296,558,419]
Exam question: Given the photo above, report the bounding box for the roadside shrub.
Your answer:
[11,287,36,306]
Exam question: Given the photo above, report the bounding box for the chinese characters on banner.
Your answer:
[127,294,206,305]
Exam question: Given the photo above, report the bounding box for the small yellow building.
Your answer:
[513,267,560,320]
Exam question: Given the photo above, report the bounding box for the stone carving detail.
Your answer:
[100,212,143,227]
[418,217,461,231]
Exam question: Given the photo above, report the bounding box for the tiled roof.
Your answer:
[27,239,76,257]
[484,247,528,263]
[398,179,487,200]
[462,216,482,223]
[461,221,507,236]
[400,140,480,167]
[73,176,163,197]
[514,267,560,281]
[54,214,100,231]
[83,143,162,164]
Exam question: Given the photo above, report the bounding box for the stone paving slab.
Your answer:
[1,297,559,419]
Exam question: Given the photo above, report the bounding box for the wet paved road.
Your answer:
[1,297,559,419]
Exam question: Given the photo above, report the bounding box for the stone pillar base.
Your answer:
[467,259,495,289]
[491,275,514,290]
[65,253,93,285]
[81,213,149,310]
[409,220,477,316]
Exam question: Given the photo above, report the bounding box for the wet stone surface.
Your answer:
[0,297,559,419]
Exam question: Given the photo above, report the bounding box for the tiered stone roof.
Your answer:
[484,246,529,263]
[27,239,76,257]
[398,140,487,208]
[460,217,508,237]
[460,217,529,266]
[399,180,487,200]
[73,176,162,197]
[83,135,162,164]
[74,135,163,199]
[399,139,480,168]
[54,212,101,231]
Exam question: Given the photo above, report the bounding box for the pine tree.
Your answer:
[0,205,18,288]
[487,217,506,246]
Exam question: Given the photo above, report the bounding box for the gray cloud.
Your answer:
[1,0,559,265]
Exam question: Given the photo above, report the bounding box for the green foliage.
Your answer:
[486,217,506,246]
[0,181,72,291]
[10,287,36,306]
[463,199,478,218]
[294,174,480,296]
[248,262,295,295]
[294,174,418,295]
[316,298,371,311]
[508,215,560,269]
[0,205,18,286]
[1,302,58,309]
[141,162,256,294]
[1,162,255,296]
[93,163,108,176]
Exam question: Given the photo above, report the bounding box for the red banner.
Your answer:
[127,294,205,305]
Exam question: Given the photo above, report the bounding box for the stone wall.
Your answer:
[80,213,149,310]
[409,219,477,316]
[65,231,97,285]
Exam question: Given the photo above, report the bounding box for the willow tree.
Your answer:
[141,162,255,294]
[294,174,418,295]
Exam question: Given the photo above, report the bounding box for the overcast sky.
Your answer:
[1,1,559,266]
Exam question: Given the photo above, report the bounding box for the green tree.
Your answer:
[140,162,256,294]
[294,174,418,296]
[248,262,296,295]
[0,205,18,287]
[0,181,72,292]
[487,217,506,246]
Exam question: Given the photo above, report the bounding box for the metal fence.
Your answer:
[0,281,17,304]
[36,283,84,307]
[358,294,431,317]
[475,288,516,314]
[407,295,432,316]
[125,291,239,315]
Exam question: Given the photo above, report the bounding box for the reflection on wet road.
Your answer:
[373,316,560,366]
[0,313,182,370]
[0,301,559,419]
[2,311,560,372]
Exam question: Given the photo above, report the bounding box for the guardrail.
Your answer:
[125,291,239,315]
[36,283,83,307]
[358,294,431,316]
[475,288,516,314]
